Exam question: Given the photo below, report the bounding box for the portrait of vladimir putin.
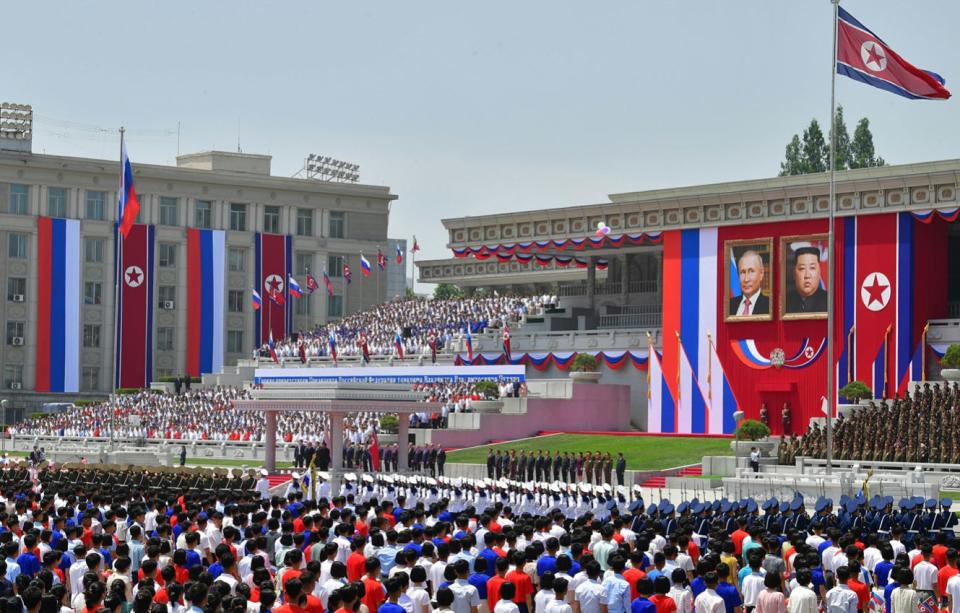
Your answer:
[728,248,770,317]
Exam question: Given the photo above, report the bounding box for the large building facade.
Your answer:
[0,143,397,402]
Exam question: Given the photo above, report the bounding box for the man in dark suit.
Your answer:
[786,246,828,314]
[316,441,330,471]
[615,453,626,486]
[437,447,446,476]
[729,249,769,316]
[486,450,496,479]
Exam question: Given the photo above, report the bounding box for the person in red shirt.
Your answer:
[932,533,950,569]
[730,518,749,556]
[361,558,386,613]
[298,571,325,613]
[649,576,677,613]
[846,561,870,612]
[936,549,959,606]
[275,578,310,613]
[504,551,534,613]
[624,551,648,600]
[487,557,510,609]
[346,538,368,583]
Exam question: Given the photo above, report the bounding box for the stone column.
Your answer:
[329,411,345,495]
[620,253,630,306]
[586,258,597,312]
[264,410,277,472]
[397,414,410,471]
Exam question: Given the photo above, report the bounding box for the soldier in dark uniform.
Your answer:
[344,444,355,469]
[603,453,613,485]
[487,450,496,479]
[526,451,535,482]
[615,453,626,487]
[437,447,446,476]
[535,451,545,482]
[552,451,561,481]
[317,440,331,471]
[428,445,438,477]
[293,443,302,469]
[303,443,315,469]
[517,452,527,481]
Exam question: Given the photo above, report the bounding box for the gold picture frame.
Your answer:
[780,234,829,320]
[724,237,774,322]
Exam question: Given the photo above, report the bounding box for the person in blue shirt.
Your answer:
[631,577,657,613]
[16,534,41,577]
[874,546,895,588]
[646,552,666,585]
[690,561,711,598]
[380,576,407,613]
[183,532,203,569]
[469,557,489,600]
[536,538,559,577]
[883,569,901,613]
[715,562,742,613]
[478,532,501,578]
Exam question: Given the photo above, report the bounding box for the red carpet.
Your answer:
[639,464,702,488]
[267,474,292,488]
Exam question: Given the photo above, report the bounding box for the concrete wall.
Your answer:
[430,381,631,448]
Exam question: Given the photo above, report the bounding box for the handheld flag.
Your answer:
[322,271,335,296]
[359,332,370,363]
[394,329,405,360]
[343,263,353,284]
[305,273,319,294]
[396,244,403,264]
[288,275,303,299]
[251,289,262,311]
[428,329,437,364]
[503,326,512,361]
[836,7,950,100]
[377,248,387,271]
[412,236,421,253]
[465,325,474,362]
[360,254,371,277]
[328,330,338,364]
[117,138,141,238]
[267,330,279,364]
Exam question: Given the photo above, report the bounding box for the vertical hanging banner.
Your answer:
[186,229,225,377]
[35,217,80,393]
[114,223,155,389]
[254,233,292,347]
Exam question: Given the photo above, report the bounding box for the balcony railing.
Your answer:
[557,280,659,297]
[598,312,662,329]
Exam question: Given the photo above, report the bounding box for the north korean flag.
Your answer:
[254,233,292,346]
[837,7,950,100]
[115,224,155,388]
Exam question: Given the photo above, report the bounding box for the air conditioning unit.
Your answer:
[9,382,21,390]
[11,294,24,303]
[11,337,23,346]
[162,301,175,310]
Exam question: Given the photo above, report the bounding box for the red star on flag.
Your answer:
[863,275,888,306]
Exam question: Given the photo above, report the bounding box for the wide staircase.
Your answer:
[639,464,702,488]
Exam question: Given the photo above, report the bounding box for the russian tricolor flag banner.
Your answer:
[115,223,155,389]
[186,229,225,378]
[35,217,80,393]
[254,233,293,347]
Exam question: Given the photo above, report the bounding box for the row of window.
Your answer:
[7,185,348,237]
[2,363,100,391]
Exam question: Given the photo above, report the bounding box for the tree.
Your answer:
[801,119,828,173]
[433,283,463,300]
[830,106,851,171]
[404,287,417,300]
[779,134,804,176]
[849,118,886,169]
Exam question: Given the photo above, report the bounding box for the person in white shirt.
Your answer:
[914,547,938,593]
[535,574,557,613]
[824,567,859,613]
[786,570,818,613]
[693,572,726,613]
[891,568,919,613]
[668,569,694,613]
[449,559,481,613]
[862,536,882,573]
[495,584,521,613]
[574,562,605,613]
[407,566,433,613]
[548,579,574,613]
[740,557,767,610]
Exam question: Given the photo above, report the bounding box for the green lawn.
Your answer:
[446,434,732,471]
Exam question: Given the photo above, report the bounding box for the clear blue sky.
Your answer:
[8,1,960,271]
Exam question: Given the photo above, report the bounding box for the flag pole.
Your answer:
[825,0,840,476]
[111,127,125,452]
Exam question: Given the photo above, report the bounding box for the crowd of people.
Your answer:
[486,451,629,488]
[786,382,960,464]
[0,451,955,613]
[10,381,510,443]
[267,295,550,361]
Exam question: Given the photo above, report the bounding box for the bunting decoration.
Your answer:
[452,232,662,259]
[454,350,649,371]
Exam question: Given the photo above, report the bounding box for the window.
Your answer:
[81,367,100,391]
[159,243,177,268]
[9,185,28,215]
[328,211,345,239]
[3,365,22,389]
[157,327,175,351]
[158,285,176,308]
[230,203,247,232]
[263,206,280,234]
[85,190,105,220]
[194,200,212,229]
[227,330,244,354]
[296,208,313,236]
[83,324,101,348]
[327,255,344,277]
[327,295,343,319]
[295,253,312,276]
[159,196,179,226]
[228,248,246,272]
[84,282,102,306]
[5,321,24,345]
[47,187,67,218]
[6,278,24,302]
[228,290,244,313]
[296,294,311,316]
[84,238,104,263]
[7,233,26,259]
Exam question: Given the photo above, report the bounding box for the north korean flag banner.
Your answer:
[186,229,225,378]
[837,7,950,100]
[35,217,81,393]
[254,233,293,347]
[114,223,155,389]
